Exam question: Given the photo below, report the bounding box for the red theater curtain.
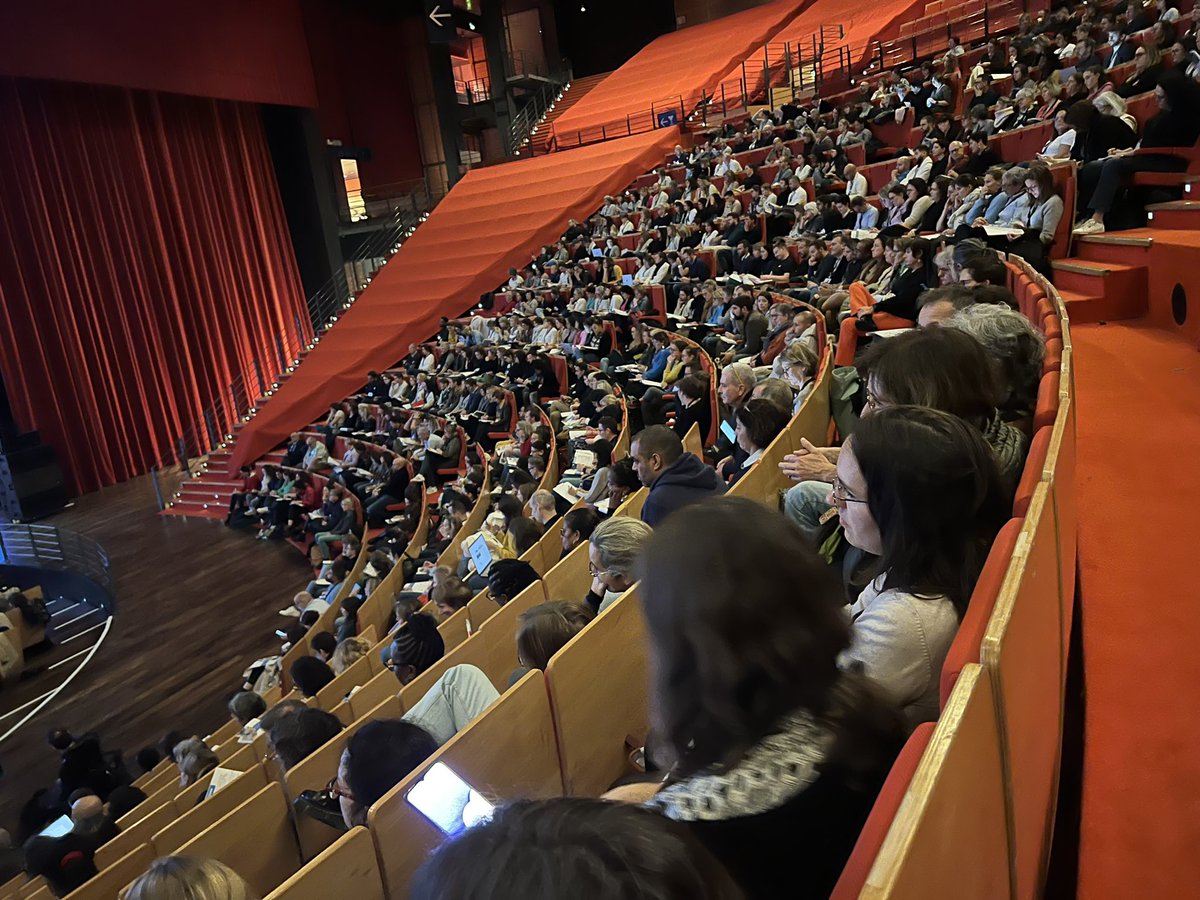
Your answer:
[0,77,309,494]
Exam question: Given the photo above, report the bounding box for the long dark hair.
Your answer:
[637,497,903,777]
[850,406,1010,616]
[857,326,1000,432]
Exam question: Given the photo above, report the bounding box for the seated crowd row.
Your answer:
[9,7,1098,898]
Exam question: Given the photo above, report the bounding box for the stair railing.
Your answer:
[149,182,444,509]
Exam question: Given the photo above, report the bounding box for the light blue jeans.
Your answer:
[782,480,835,547]
[402,664,500,746]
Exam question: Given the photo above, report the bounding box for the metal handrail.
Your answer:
[148,183,443,501]
[541,1,1022,152]
[0,524,115,614]
[511,76,570,151]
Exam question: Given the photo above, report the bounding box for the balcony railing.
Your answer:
[0,524,115,614]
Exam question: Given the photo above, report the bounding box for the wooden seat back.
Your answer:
[316,654,374,713]
[94,799,177,870]
[981,485,1064,899]
[540,539,592,602]
[369,670,563,898]
[264,827,385,900]
[174,782,303,897]
[132,758,171,790]
[545,586,650,796]
[220,738,262,772]
[206,717,241,746]
[152,765,271,857]
[860,665,1011,897]
[347,669,404,721]
[63,842,155,899]
[465,588,503,631]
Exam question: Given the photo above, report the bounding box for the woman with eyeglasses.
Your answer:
[782,327,1026,546]
[831,405,1009,726]
[332,719,439,829]
[1116,43,1163,100]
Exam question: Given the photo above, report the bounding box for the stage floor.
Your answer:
[0,473,310,833]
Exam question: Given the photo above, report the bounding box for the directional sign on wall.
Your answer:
[424,1,454,43]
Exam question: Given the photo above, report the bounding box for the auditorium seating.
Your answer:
[97,256,1073,899]
[46,3,1108,893]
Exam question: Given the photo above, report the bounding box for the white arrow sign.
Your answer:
[428,4,451,27]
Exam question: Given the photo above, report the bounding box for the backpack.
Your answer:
[13,592,51,627]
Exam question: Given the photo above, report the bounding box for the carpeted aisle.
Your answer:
[1073,320,1200,899]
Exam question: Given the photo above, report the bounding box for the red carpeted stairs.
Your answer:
[161,350,312,519]
[162,440,288,520]
[1052,184,1200,324]
[530,73,610,153]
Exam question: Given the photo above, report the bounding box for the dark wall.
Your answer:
[555,0,677,76]
[0,0,316,106]
[261,106,343,300]
[302,0,426,191]
[0,0,426,193]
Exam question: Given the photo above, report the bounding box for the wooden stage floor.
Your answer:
[0,474,310,832]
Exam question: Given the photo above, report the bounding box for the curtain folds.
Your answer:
[0,77,309,494]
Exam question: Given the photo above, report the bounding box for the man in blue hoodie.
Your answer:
[632,425,725,527]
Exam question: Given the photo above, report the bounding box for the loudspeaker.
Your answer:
[0,435,68,521]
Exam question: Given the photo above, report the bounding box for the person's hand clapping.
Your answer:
[779,438,839,483]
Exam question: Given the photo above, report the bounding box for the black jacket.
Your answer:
[874,266,929,321]
[641,453,725,526]
[672,397,712,444]
[678,769,891,900]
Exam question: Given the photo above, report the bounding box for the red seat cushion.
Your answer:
[829,723,936,900]
[940,518,1024,708]
[1013,426,1052,518]
[1033,371,1060,431]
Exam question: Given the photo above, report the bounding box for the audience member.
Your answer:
[832,406,1009,725]
[334,720,439,828]
[638,496,904,898]
[267,707,343,771]
[631,426,725,526]
[411,798,744,900]
[289,655,336,698]
[125,856,258,900]
[585,517,653,613]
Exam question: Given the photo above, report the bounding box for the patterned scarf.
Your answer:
[646,711,834,822]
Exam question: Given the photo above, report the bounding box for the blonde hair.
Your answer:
[124,856,258,900]
[330,637,371,675]
[1092,90,1128,117]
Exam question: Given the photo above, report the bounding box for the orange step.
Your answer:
[532,73,610,151]
[1146,200,1200,231]
[1050,258,1147,324]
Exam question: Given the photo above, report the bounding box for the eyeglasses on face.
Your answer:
[588,561,613,577]
[830,475,868,508]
